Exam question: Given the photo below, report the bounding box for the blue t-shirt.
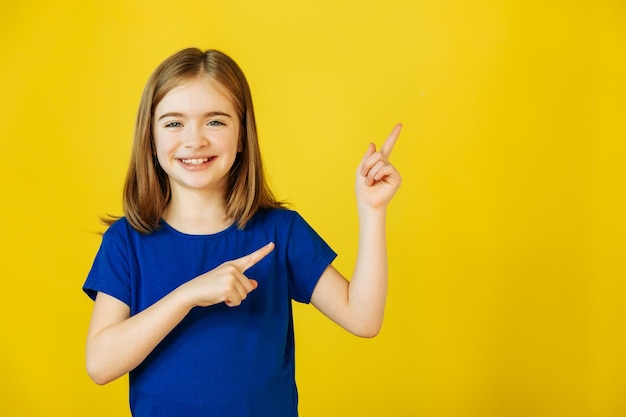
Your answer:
[83,208,336,417]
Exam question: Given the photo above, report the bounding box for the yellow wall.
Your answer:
[1,0,625,416]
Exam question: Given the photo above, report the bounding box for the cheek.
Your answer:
[216,129,242,154]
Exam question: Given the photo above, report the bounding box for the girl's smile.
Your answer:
[180,157,215,165]
[177,156,218,170]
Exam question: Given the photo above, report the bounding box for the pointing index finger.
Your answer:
[380,123,402,158]
[232,242,275,272]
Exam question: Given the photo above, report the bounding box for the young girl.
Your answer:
[83,47,401,417]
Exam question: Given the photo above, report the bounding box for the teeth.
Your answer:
[181,158,209,165]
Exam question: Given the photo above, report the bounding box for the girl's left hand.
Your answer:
[356,123,402,210]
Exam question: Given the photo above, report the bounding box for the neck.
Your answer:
[164,189,232,235]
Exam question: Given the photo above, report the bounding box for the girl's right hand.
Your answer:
[180,242,275,308]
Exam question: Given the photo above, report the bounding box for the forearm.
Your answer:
[348,207,388,335]
[86,288,193,385]
[311,207,389,338]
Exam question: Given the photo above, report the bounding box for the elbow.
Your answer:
[87,369,116,386]
[89,375,111,386]
[86,339,126,385]
[352,322,382,338]
[86,366,110,386]
[357,328,381,339]
[86,357,117,386]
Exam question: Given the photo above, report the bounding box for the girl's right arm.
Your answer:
[85,242,274,385]
[86,288,192,385]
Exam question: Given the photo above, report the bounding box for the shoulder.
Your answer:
[102,217,134,238]
[247,208,307,230]
[248,208,326,246]
[101,217,149,247]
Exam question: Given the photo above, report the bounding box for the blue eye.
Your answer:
[165,121,182,128]
[208,120,225,126]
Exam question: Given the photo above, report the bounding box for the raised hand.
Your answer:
[181,242,275,308]
[356,123,402,210]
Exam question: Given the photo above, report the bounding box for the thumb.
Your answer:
[362,142,376,161]
[359,142,376,173]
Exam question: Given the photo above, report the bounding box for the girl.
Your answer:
[83,47,401,417]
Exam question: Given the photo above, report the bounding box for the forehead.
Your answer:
[155,76,236,115]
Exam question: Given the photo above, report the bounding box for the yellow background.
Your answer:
[1,0,625,416]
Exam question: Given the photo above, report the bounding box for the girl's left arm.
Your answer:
[311,124,402,337]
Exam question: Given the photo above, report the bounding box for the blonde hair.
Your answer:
[109,48,283,234]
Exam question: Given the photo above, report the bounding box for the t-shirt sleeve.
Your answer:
[82,220,132,306]
[285,212,337,304]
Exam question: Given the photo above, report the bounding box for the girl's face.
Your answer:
[153,76,242,198]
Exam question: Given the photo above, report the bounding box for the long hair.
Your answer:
[106,48,283,234]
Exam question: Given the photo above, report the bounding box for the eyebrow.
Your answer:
[156,111,233,121]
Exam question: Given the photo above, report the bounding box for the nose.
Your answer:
[182,126,209,149]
